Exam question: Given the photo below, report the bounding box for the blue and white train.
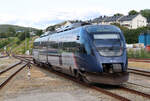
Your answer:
[32,24,129,85]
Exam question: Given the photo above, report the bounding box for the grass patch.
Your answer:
[128,49,150,59]
[0,36,38,54]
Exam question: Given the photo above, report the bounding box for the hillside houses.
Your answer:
[46,14,148,32]
[93,14,147,29]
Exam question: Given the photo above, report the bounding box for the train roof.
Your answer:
[34,25,122,43]
[83,25,122,33]
[34,35,49,42]
[53,24,122,35]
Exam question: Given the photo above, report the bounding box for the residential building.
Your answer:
[102,16,123,25]
[92,14,147,29]
[118,14,147,29]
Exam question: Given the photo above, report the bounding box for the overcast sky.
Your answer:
[0,0,149,29]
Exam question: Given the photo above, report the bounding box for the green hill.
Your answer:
[0,24,39,33]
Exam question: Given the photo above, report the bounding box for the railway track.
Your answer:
[119,86,150,99]
[127,82,150,89]
[13,55,32,59]
[14,55,150,101]
[128,68,150,77]
[0,60,28,89]
[13,55,33,64]
[37,66,150,101]
[0,55,8,58]
[128,58,150,63]
[15,55,150,78]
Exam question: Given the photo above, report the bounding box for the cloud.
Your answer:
[0,7,114,29]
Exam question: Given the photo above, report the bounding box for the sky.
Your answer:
[0,0,149,29]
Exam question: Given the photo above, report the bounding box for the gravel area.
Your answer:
[127,73,150,92]
[0,57,20,70]
[0,65,116,101]
[0,63,25,85]
[0,58,150,101]
[128,61,150,94]
[107,88,150,101]
[128,62,150,70]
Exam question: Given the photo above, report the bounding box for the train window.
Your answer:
[60,41,86,54]
[94,34,120,40]
[51,42,59,48]
[78,44,87,54]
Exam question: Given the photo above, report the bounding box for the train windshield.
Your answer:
[93,34,120,40]
[86,25,123,56]
[86,25,121,33]
[93,33,123,57]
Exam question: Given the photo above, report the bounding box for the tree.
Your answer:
[8,27,16,37]
[111,23,128,31]
[114,13,123,16]
[0,33,8,38]
[140,9,150,22]
[128,10,139,15]
[111,23,150,44]
[18,32,25,41]
[36,30,43,36]
[46,26,55,32]
[17,31,30,41]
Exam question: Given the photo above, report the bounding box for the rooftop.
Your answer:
[118,14,138,21]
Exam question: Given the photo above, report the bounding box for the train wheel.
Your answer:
[39,63,44,67]
[33,59,36,64]
[81,74,92,84]
[74,70,82,81]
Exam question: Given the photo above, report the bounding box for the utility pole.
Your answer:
[29,28,31,55]
[25,32,27,54]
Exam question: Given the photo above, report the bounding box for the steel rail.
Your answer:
[15,55,150,100]
[15,56,130,101]
[0,63,27,89]
[129,71,150,77]
[0,56,8,58]
[43,67,131,101]
[0,61,22,75]
[120,86,150,99]
[128,68,150,74]
[127,82,150,89]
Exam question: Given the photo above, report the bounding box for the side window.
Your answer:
[34,42,40,49]
[61,42,87,54]
[47,41,51,48]
[33,42,37,49]
[77,44,87,54]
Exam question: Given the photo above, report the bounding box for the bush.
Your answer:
[0,39,9,49]
[111,23,150,44]
[17,31,30,41]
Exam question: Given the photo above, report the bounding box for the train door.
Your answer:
[33,42,40,62]
[47,37,60,67]
[38,41,48,63]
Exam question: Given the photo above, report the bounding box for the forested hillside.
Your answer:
[0,24,38,33]
[0,24,43,54]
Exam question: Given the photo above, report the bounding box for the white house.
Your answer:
[118,14,147,29]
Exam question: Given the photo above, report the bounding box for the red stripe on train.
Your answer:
[73,53,78,68]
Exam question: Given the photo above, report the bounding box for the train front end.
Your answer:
[84,25,129,85]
